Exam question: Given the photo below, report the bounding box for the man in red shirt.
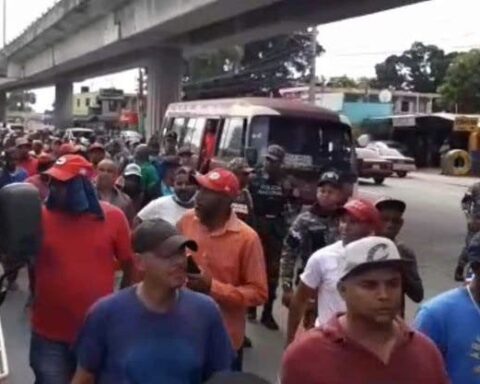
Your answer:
[26,154,55,201]
[30,154,134,384]
[200,121,218,172]
[16,137,38,176]
[281,236,449,384]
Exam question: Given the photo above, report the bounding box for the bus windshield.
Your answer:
[263,116,352,168]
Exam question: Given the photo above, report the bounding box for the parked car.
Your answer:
[367,144,416,178]
[369,140,409,156]
[120,130,143,144]
[355,147,393,185]
[63,128,95,143]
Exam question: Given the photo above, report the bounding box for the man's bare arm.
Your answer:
[71,367,95,384]
[286,282,316,346]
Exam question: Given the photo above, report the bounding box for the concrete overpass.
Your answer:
[0,0,427,134]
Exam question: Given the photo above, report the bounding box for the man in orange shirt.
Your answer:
[178,168,268,371]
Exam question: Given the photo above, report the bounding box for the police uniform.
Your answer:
[280,172,341,290]
[456,182,480,279]
[228,158,255,227]
[249,145,288,328]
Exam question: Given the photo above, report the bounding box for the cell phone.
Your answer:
[187,256,201,274]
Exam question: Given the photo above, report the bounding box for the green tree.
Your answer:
[374,42,458,92]
[439,49,480,113]
[326,75,358,88]
[240,30,323,88]
[183,30,324,99]
[7,91,36,112]
[184,46,244,83]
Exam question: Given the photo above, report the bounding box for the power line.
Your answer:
[326,43,480,58]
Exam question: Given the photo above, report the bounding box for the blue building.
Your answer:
[279,86,439,127]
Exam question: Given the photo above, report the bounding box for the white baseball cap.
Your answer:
[123,163,142,178]
[338,236,408,282]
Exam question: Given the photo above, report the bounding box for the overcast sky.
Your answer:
[4,0,480,112]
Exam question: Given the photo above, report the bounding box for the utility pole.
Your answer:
[308,26,317,104]
[137,68,146,135]
[2,0,6,48]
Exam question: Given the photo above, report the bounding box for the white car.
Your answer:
[120,130,143,143]
[367,144,416,178]
[63,127,95,142]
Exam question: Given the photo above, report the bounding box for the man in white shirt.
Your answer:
[286,199,381,345]
[135,167,197,226]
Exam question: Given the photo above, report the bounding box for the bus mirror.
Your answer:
[357,134,371,147]
[245,147,258,167]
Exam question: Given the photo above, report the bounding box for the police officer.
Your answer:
[228,157,255,227]
[456,182,480,281]
[249,144,289,330]
[280,171,344,309]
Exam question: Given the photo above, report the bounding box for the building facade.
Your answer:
[279,86,440,126]
[73,87,140,130]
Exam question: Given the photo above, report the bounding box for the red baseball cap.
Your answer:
[194,168,240,198]
[339,199,381,229]
[44,155,94,182]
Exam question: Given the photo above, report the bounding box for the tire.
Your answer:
[373,177,385,185]
[397,171,407,178]
[443,149,471,176]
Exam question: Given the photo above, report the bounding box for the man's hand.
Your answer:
[302,299,317,330]
[282,289,293,308]
[187,272,212,294]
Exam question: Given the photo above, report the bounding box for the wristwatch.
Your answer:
[282,281,293,291]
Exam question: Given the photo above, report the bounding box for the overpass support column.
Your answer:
[54,81,73,130]
[0,91,6,122]
[145,48,182,139]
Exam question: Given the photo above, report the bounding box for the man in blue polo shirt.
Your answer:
[415,232,480,384]
[72,220,234,384]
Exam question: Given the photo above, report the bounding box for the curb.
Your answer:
[412,172,476,188]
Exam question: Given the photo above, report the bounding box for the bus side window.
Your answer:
[249,116,269,160]
[179,118,206,169]
[171,117,187,145]
[218,117,246,160]
[191,118,206,153]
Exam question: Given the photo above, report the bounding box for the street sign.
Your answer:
[393,116,416,127]
[454,116,479,132]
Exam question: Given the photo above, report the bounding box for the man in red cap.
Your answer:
[30,154,134,384]
[16,137,38,176]
[87,142,106,169]
[286,199,380,345]
[26,153,55,201]
[177,168,268,371]
[59,143,76,157]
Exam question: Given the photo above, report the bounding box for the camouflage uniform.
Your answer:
[457,182,480,272]
[228,158,255,227]
[280,204,338,289]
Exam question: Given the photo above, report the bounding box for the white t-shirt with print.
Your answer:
[137,196,188,226]
[300,240,346,327]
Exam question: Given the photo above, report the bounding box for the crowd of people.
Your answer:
[0,127,477,383]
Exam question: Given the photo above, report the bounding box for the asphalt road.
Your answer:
[0,172,473,383]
